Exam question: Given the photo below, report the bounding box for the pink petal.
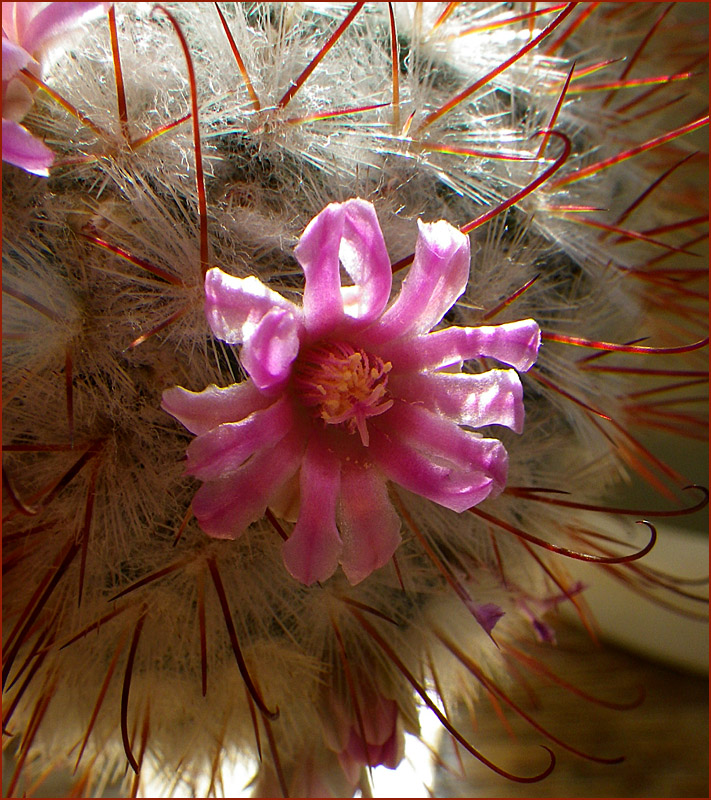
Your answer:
[2,5,14,38]
[363,694,399,748]
[379,727,403,769]
[3,74,35,123]
[240,305,301,391]
[387,401,509,491]
[1,118,53,175]
[468,601,505,635]
[344,735,386,769]
[337,199,392,326]
[205,268,301,344]
[2,3,41,43]
[21,2,107,55]
[204,268,302,390]
[389,369,525,433]
[294,201,346,336]
[162,381,272,435]
[337,464,401,585]
[185,395,295,480]
[336,751,361,789]
[191,427,304,539]
[2,38,33,80]
[367,219,470,343]
[370,402,508,512]
[341,696,402,768]
[282,437,343,585]
[381,318,541,373]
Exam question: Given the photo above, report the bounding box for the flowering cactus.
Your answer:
[2,3,708,798]
[2,2,108,174]
[163,198,540,586]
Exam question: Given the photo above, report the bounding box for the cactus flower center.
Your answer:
[292,341,393,446]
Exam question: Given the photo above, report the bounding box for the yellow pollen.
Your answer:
[292,341,394,446]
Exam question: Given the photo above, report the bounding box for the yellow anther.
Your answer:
[292,340,394,445]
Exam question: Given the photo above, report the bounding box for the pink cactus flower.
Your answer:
[162,199,540,585]
[323,684,405,787]
[2,2,108,175]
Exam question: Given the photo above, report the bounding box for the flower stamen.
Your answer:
[293,341,393,446]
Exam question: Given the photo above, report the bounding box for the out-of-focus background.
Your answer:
[434,617,708,798]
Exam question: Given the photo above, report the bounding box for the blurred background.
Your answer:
[434,615,708,798]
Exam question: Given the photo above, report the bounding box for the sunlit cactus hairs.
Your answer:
[2,2,708,797]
